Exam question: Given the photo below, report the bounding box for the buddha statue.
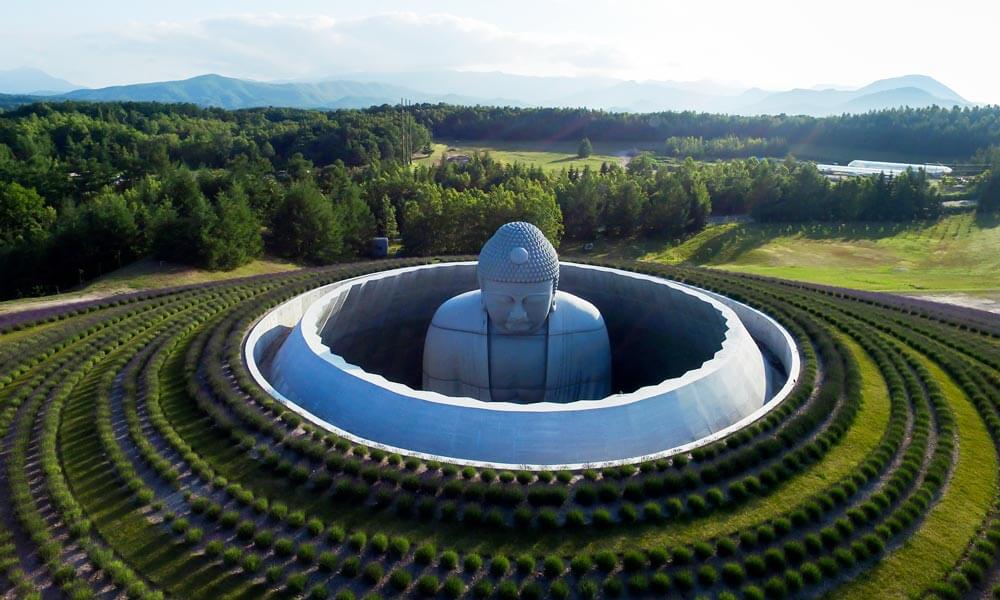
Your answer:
[422,222,612,403]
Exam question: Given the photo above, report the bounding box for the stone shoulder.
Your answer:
[550,291,606,334]
[428,290,487,333]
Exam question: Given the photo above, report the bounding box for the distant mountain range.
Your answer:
[0,67,81,95]
[0,69,976,116]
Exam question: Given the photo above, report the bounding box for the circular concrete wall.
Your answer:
[245,262,800,469]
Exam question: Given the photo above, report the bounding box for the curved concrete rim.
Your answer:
[244,262,801,470]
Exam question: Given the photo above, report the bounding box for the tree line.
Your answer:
[0,101,983,300]
[399,104,1000,159]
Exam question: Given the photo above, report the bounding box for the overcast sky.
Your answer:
[3,0,997,102]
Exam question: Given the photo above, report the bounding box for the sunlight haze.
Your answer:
[2,0,997,102]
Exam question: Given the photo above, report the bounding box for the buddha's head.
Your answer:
[477,222,559,334]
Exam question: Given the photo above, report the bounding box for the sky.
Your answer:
[2,0,997,102]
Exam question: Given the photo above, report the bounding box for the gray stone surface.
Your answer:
[245,262,800,468]
[423,223,612,403]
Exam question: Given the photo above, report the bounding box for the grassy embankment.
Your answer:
[564,212,1000,298]
[0,256,300,316]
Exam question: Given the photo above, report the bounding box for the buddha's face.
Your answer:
[481,279,555,334]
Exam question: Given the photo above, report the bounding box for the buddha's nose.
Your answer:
[509,301,528,321]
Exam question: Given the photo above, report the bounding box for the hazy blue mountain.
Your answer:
[855,74,966,103]
[741,75,969,116]
[0,67,81,95]
[321,70,614,105]
[0,68,975,116]
[59,74,519,109]
[838,87,960,114]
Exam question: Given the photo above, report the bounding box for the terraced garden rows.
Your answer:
[0,258,997,600]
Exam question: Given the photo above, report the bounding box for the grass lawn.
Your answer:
[564,212,1000,293]
[414,140,637,172]
[61,333,258,599]
[836,352,998,599]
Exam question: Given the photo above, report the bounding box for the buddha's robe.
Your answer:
[422,290,612,403]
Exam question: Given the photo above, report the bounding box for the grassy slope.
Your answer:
[161,329,891,557]
[0,256,300,316]
[565,212,1000,293]
[838,354,998,599]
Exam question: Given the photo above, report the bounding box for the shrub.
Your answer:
[319,551,338,572]
[622,550,645,572]
[643,502,663,522]
[520,581,542,600]
[473,580,494,599]
[390,536,411,557]
[745,554,767,577]
[443,575,465,599]
[764,576,786,598]
[341,557,361,578]
[390,569,413,591]
[571,554,593,575]
[286,573,308,594]
[800,562,821,584]
[697,565,718,586]
[441,550,459,571]
[328,524,346,543]
[363,562,384,584]
[464,553,483,573]
[673,570,694,592]
[497,580,518,600]
[722,562,745,585]
[564,509,586,528]
[717,537,738,556]
[266,566,283,584]
[742,585,765,600]
[693,540,714,560]
[415,544,437,565]
[627,574,648,594]
[671,546,693,565]
[491,555,510,577]
[543,555,564,577]
[185,527,204,545]
[651,572,671,592]
[297,543,317,564]
[370,533,388,553]
[516,553,536,574]
[592,509,613,527]
[349,531,368,551]
[550,579,570,600]
[242,554,262,573]
[594,550,617,572]
[602,577,623,597]
[764,548,786,572]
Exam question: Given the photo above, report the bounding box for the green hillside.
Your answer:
[564,212,1000,293]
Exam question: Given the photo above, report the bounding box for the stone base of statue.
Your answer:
[422,289,612,403]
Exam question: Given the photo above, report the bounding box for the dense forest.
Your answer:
[400,104,1000,159]
[0,101,993,300]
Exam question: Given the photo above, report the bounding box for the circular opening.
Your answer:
[319,263,729,396]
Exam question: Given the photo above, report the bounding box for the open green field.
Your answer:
[414,141,642,172]
[564,212,1000,294]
